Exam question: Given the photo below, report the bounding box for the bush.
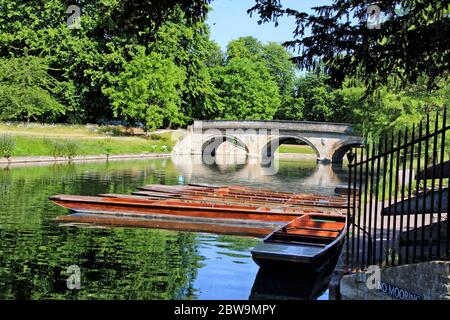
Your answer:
[64,140,80,160]
[100,137,113,156]
[44,138,79,160]
[44,138,66,159]
[0,134,16,159]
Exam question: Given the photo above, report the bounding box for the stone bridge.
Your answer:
[172,120,364,163]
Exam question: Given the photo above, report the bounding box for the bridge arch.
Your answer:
[201,134,249,158]
[261,136,320,159]
[331,139,364,163]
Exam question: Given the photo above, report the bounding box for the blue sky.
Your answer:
[206,0,332,51]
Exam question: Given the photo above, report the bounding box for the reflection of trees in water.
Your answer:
[0,227,202,299]
[0,160,202,299]
[214,235,260,253]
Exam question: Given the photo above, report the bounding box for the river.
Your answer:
[0,156,348,299]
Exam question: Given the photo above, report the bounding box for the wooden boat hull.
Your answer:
[138,185,348,209]
[251,237,345,273]
[49,195,312,223]
[132,190,347,211]
[251,214,346,273]
[56,213,279,238]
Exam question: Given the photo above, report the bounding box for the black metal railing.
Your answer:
[346,108,450,271]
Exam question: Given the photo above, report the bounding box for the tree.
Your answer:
[226,37,296,99]
[216,57,280,120]
[226,36,265,61]
[0,1,215,124]
[0,56,65,121]
[293,71,338,122]
[248,0,450,91]
[225,37,296,119]
[261,42,296,101]
[108,0,211,36]
[103,48,185,131]
[338,77,450,140]
[149,10,224,121]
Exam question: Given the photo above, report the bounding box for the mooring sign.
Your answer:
[378,281,423,300]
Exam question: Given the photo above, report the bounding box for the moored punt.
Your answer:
[49,195,325,223]
[127,191,346,214]
[56,213,279,237]
[251,213,347,272]
[142,184,348,200]
[137,185,348,209]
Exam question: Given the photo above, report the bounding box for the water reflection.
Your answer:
[0,156,347,300]
[172,154,347,195]
[249,267,332,300]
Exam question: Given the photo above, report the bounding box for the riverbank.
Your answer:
[0,123,317,163]
[0,122,183,159]
[0,153,171,168]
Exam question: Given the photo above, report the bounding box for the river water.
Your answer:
[0,156,347,299]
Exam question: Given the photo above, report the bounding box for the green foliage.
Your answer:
[149,10,224,121]
[249,0,450,91]
[276,68,351,123]
[0,134,16,159]
[104,48,185,131]
[226,37,296,104]
[100,137,113,156]
[64,140,80,160]
[0,0,445,140]
[0,56,65,121]
[338,76,450,141]
[43,138,79,159]
[216,57,280,120]
[44,138,68,159]
[293,72,338,122]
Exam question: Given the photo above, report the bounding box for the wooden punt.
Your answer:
[98,191,340,214]
[137,185,348,209]
[132,190,348,210]
[142,184,348,200]
[251,213,347,272]
[49,195,327,223]
[56,213,279,237]
[124,191,346,214]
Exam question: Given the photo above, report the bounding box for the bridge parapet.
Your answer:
[193,120,358,135]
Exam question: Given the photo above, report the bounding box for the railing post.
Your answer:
[346,150,355,267]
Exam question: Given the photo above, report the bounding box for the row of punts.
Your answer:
[50,183,348,271]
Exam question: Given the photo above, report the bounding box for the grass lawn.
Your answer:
[276,144,316,154]
[0,122,179,157]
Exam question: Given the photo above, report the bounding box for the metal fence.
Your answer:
[346,108,450,271]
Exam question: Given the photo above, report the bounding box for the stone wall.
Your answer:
[340,261,450,300]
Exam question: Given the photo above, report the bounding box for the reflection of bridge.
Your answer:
[171,155,347,195]
[173,120,364,163]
